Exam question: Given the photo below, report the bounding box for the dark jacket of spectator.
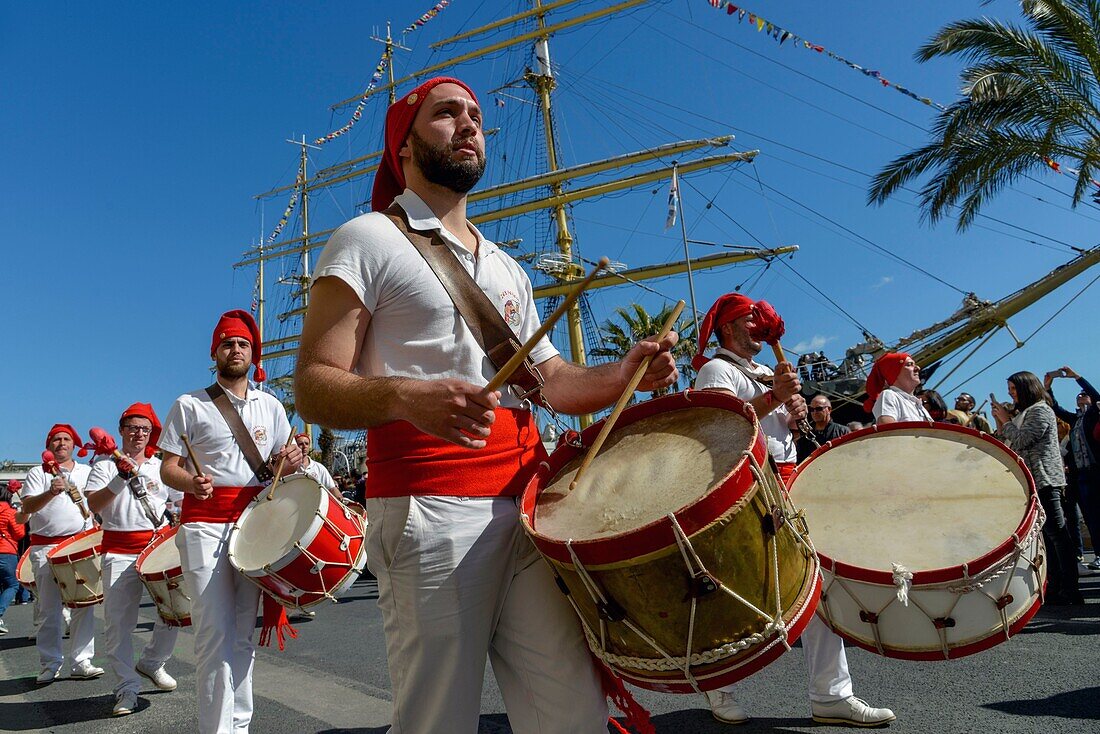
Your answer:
[795,422,850,463]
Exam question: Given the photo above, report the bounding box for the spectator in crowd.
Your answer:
[846,421,864,432]
[795,395,850,462]
[952,393,992,432]
[993,371,1082,604]
[920,390,960,424]
[865,352,931,424]
[0,483,27,634]
[1046,366,1100,572]
[10,482,32,606]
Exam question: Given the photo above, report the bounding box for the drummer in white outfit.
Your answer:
[86,403,179,716]
[292,433,337,493]
[19,424,102,684]
[692,294,896,728]
[158,309,302,734]
[866,352,931,424]
[295,76,678,734]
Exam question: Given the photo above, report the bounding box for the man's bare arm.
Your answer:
[537,334,679,415]
[20,490,58,515]
[160,452,213,500]
[295,277,498,449]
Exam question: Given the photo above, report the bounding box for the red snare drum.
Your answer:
[46,528,104,608]
[521,391,821,693]
[228,476,367,610]
[787,422,1045,660]
[136,527,191,627]
[16,547,35,592]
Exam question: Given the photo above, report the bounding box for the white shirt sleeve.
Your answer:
[873,390,902,423]
[514,261,559,367]
[158,395,190,457]
[312,214,395,313]
[695,359,755,397]
[85,457,125,495]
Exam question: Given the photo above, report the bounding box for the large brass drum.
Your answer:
[520,391,820,693]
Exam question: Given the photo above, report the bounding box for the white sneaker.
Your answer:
[705,690,750,724]
[1087,558,1100,572]
[812,696,896,727]
[69,660,105,680]
[136,662,177,691]
[36,667,60,685]
[113,690,138,716]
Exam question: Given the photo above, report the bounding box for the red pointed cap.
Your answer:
[211,309,266,382]
[371,76,479,212]
[691,293,756,371]
[863,352,911,412]
[121,402,162,458]
[46,424,87,457]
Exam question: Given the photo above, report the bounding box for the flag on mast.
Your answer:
[665,168,680,230]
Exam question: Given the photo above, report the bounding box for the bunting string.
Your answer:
[267,189,299,244]
[315,0,452,146]
[706,1,1100,200]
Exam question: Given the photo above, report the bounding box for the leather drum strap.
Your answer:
[382,203,547,407]
[204,384,275,483]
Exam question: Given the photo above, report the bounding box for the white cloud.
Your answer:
[871,276,894,290]
[791,335,835,353]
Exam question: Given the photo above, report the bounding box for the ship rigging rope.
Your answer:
[942,270,1100,396]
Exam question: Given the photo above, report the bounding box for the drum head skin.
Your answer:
[138,531,181,576]
[48,528,103,562]
[789,424,1031,578]
[536,407,754,542]
[231,475,322,572]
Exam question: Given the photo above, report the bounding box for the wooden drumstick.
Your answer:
[484,257,609,394]
[570,300,684,492]
[180,435,206,477]
[768,342,820,448]
[266,437,296,501]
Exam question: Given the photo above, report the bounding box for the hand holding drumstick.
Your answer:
[180,435,214,501]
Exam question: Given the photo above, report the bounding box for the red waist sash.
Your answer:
[101,529,155,555]
[776,462,796,486]
[181,486,262,524]
[29,533,70,546]
[367,409,547,498]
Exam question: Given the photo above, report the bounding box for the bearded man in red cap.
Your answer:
[20,424,102,684]
[158,310,303,734]
[86,403,179,716]
[865,352,929,424]
[692,294,895,728]
[296,76,678,733]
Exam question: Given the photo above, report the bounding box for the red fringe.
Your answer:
[597,660,655,734]
[258,593,298,650]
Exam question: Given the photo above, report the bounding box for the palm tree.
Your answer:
[868,0,1100,230]
[591,302,698,397]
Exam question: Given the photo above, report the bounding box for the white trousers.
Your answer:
[366,496,609,734]
[177,523,260,734]
[718,614,853,703]
[102,551,179,695]
[29,543,95,672]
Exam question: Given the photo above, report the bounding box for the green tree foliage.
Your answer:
[868,0,1100,230]
[592,302,699,397]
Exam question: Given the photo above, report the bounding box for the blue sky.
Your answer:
[3,0,1097,459]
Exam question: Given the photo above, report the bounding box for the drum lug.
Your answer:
[597,598,627,623]
[858,610,878,624]
[933,617,956,629]
[762,508,786,536]
[995,594,1014,610]
[686,571,721,599]
[552,573,571,597]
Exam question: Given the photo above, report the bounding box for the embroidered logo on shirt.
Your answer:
[499,290,521,328]
[253,427,268,446]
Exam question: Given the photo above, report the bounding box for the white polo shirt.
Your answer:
[694,348,797,463]
[312,189,559,409]
[300,459,336,491]
[873,386,932,423]
[85,455,171,532]
[159,381,292,487]
[22,463,93,538]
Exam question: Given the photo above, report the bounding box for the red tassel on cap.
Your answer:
[749,300,786,345]
[258,593,298,651]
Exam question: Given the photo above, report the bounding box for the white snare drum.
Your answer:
[16,547,35,592]
[46,528,104,608]
[228,476,367,610]
[136,527,191,627]
[787,423,1046,660]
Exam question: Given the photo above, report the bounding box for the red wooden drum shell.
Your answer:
[46,528,104,608]
[136,527,192,628]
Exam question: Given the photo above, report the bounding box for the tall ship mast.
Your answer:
[236,1,1100,456]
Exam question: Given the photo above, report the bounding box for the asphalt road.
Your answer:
[2,563,1097,734]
